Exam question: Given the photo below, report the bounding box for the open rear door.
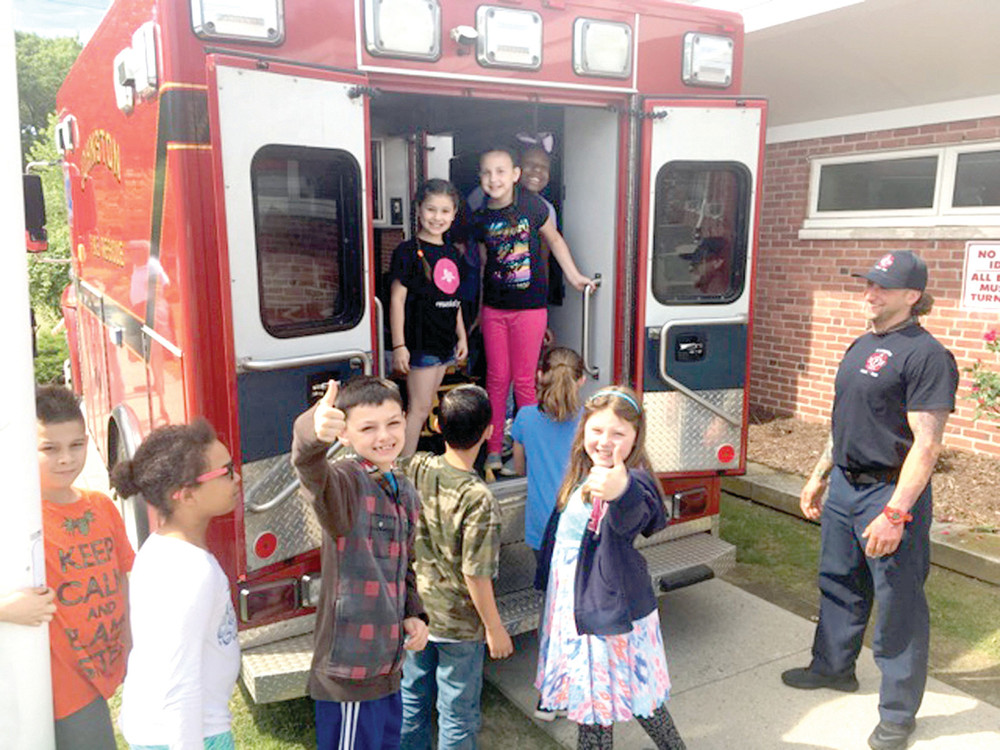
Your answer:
[636,98,766,476]
[208,57,376,576]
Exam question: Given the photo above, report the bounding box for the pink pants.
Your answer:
[481,306,548,454]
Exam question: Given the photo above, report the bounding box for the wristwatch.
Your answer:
[882,506,913,525]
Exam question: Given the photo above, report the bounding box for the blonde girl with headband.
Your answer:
[534,386,686,750]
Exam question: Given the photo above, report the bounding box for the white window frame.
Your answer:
[801,141,1000,239]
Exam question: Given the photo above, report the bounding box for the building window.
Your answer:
[953,149,1000,208]
[804,142,1000,233]
[817,156,937,212]
[251,145,364,338]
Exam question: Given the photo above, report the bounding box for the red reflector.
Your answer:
[254,532,278,559]
[717,444,736,463]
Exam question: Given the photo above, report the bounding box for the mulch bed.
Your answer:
[747,412,1000,531]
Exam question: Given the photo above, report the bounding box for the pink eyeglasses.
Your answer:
[194,460,234,484]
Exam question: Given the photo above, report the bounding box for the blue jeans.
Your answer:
[400,640,485,750]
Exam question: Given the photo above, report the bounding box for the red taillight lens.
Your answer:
[238,579,300,624]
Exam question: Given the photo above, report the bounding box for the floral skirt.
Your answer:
[534,539,672,726]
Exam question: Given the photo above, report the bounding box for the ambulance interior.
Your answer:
[368,92,746,381]
[368,92,621,367]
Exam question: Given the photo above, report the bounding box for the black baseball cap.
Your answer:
[680,237,727,262]
[852,250,927,291]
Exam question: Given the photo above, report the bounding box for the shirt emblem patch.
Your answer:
[433,257,460,295]
[861,349,891,377]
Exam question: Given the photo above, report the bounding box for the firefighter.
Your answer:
[781,251,958,750]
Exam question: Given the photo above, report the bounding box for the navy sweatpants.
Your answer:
[316,692,403,750]
[810,467,932,725]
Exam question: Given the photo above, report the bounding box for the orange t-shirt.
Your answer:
[44,489,136,719]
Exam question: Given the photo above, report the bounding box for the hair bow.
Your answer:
[516,131,554,154]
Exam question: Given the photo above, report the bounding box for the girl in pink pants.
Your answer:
[473,145,592,470]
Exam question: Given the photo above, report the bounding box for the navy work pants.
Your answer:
[810,467,932,725]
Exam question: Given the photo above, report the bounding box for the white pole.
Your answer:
[0,2,56,748]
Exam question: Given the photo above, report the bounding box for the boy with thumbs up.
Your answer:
[292,376,429,750]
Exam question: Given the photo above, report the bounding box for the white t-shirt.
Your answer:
[119,533,240,749]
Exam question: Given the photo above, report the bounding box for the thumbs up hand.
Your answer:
[314,380,346,443]
[585,443,629,502]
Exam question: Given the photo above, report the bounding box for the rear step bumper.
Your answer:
[240,531,734,704]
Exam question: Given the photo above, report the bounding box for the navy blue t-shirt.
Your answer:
[832,323,958,471]
[473,189,551,310]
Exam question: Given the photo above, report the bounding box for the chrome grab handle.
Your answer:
[237,349,373,374]
[581,273,602,379]
[245,444,340,514]
[656,315,747,427]
[372,296,385,378]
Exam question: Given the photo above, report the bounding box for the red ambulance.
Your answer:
[56,0,766,702]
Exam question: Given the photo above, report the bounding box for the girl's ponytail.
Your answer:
[537,347,584,422]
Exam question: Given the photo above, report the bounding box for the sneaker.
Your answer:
[485,452,503,471]
[497,457,519,477]
[780,666,859,692]
[867,719,916,750]
[533,699,565,721]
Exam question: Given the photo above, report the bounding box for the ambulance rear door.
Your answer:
[208,57,376,576]
[636,98,766,476]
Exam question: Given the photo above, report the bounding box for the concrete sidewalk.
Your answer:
[484,579,1000,749]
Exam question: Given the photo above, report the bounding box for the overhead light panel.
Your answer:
[476,6,543,70]
[191,0,284,44]
[682,33,734,87]
[365,0,441,60]
[573,18,632,79]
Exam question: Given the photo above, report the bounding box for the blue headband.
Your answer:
[589,389,641,413]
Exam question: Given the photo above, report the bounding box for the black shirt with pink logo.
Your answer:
[832,323,958,472]
[390,238,463,360]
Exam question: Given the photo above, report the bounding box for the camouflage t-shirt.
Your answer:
[403,453,501,641]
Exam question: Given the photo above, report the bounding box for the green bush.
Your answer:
[34,323,68,385]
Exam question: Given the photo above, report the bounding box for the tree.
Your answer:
[16,32,81,157]
[26,112,71,322]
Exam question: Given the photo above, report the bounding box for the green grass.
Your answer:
[110,665,560,749]
[719,493,1000,706]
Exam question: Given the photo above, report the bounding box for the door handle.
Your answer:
[581,273,602,379]
[656,316,746,426]
[373,296,385,378]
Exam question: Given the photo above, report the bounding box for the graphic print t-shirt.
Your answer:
[389,238,463,359]
[474,190,550,310]
[44,489,135,719]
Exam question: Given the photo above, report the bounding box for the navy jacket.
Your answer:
[534,469,668,636]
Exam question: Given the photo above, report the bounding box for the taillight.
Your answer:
[671,487,708,519]
[238,578,300,624]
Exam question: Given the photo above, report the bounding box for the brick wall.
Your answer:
[258,214,341,327]
[753,115,1000,456]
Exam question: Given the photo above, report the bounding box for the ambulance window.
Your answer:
[251,146,364,337]
[651,162,749,305]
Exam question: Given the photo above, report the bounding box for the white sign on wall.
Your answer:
[961,241,1000,310]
